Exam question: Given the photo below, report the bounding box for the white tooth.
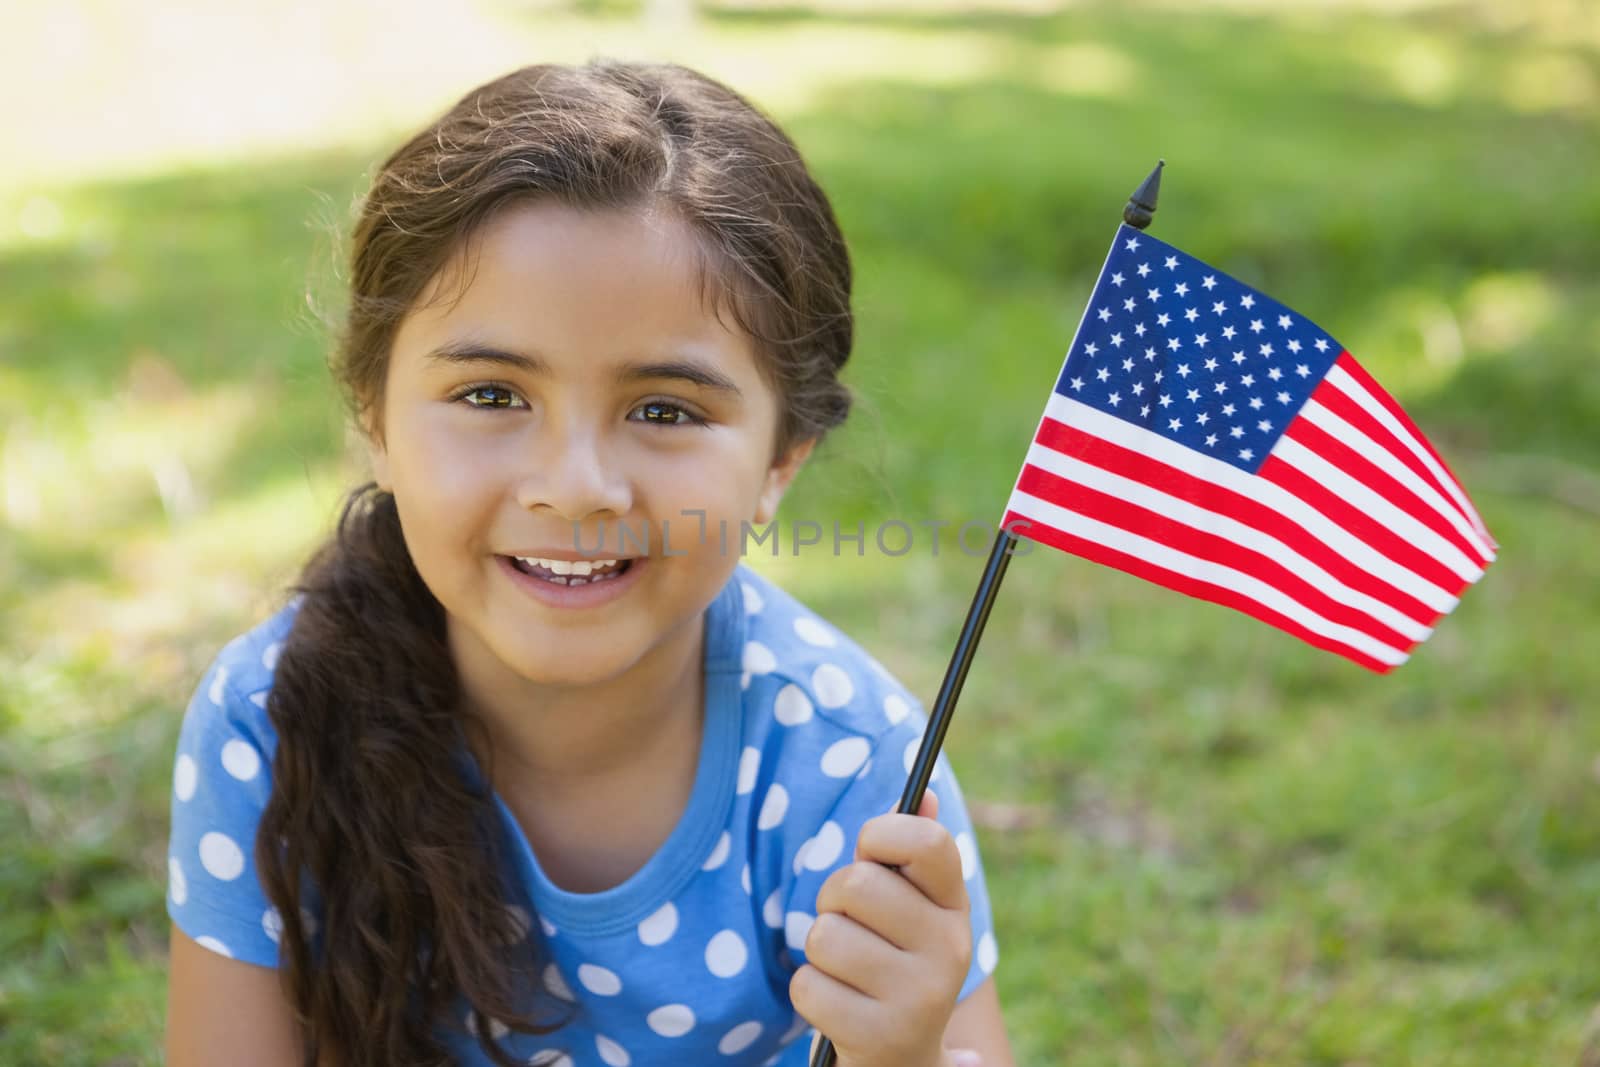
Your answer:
[596,559,617,569]
[545,559,574,575]
[569,577,588,586]
[570,561,593,576]
[550,575,568,585]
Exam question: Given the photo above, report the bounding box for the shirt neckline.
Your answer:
[477,570,747,937]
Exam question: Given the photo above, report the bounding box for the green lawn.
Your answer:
[2,2,1597,1064]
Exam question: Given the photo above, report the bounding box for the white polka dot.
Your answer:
[977,931,999,973]
[194,935,232,958]
[811,664,854,708]
[902,737,941,782]
[167,857,187,905]
[741,863,751,895]
[539,913,558,938]
[173,754,197,802]
[263,906,283,943]
[792,616,836,647]
[702,830,731,871]
[742,641,777,675]
[544,962,574,1001]
[800,822,846,872]
[466,1009,509,1040]
[529,1053,572,1067]
[503,904,532,943]
[819,737,871,778]
[955,832,977,881]
[855,758,872,780]
[248,691,268,709]
[262,641,282,670]
[596,1034,631,1066]
[719,1021,763,1055]
[198,831,245,881]
[646,1003,696,1038]
[883,693,911,725]
[784,912,814,951]
[762,889,783,928]
[741,582,764,614]
[736,747,760,795]
[705,930,748,978]
[757,784,789,831]
[577,963,622,996]
[638,902,677,946]
[207,666,229,706]
[773,684,813,726]
[220,739,261,781]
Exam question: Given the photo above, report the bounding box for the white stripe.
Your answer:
[1021,442,1433,641]
[1325,364,1495,553]
[1006,488,1410,666]
[1034,393,1460,613]
[1272,435,1484,584]
[1299,399,1494,563]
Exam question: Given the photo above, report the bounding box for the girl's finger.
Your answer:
[852,811,967,912]
[814,857,942,953]
[801,909,906,999]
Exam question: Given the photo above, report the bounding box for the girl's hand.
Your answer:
[790,790,974,1067]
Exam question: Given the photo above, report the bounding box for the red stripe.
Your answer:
[1016,463,1418,651]
[1312,373,1483,550]
[1334,352,1489,539]
[1256,454,1469,595]
[1002,506,1394,673]
[1032,416,1440,626]
[1282,409,1485,570]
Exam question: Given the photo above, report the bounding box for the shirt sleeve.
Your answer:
[165,648,286,968]
[780,725,1000,1003]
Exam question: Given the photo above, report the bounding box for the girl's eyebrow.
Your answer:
[424,341,742,395]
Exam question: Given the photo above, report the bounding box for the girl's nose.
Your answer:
[513,429,632,522]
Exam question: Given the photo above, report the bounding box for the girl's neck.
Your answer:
[451,614,707,802]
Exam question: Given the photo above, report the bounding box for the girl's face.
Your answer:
[370,201,812,690]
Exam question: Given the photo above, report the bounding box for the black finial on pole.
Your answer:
[1123,159,1164,230]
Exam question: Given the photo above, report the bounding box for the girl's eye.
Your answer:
[453,384,525,409]
[630,400,705,427]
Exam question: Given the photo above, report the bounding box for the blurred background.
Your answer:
[2,0,1597,1063]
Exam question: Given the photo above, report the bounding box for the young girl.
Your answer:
[165,59,1013,1067]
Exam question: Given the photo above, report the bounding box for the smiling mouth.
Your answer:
[504,555,635,586]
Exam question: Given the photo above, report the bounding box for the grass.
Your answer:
[2,1,1598,1063]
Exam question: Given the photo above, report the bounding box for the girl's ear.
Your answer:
[754,437,815,525]
[363,415,392,492]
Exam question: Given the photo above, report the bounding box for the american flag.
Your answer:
[1002,223,1496,672]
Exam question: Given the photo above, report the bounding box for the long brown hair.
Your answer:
[254,60,855,1065]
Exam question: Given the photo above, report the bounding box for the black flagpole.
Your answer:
[807,161,1164,1067]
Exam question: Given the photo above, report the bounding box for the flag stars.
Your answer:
[1232,351,1247,364]
[1174,282,1190,296]
[1164,255,1179,270]
[1222,325,1237,340]
[1096,367,1111,382]
[1137,262,1151,278]
[1107,392,1122,407]
[1230,425,1245,438]
[1084,342,1099,356]
[1121,357,1135,371]
[1125,237,1141,251]
[1131,382,1145,396]
[1134,322,1147,337]
[1123,298,1137,312]
[1202,275,1217,290]
[1097,307,1112,322]
[1111,332,1125,348]
[1168,417,1183,431]
[1110,271,1125,286]
[1156,313,1171,327]
[1070,377,1085,391]
[1205,433,1219,447]
[1194,333,1209,348]
[1239,448,1254,461]
[1196,412,1210,425]
[1184,307,1200,322]
[1147,287,1162,302]
[1204,357,1219,371]
[1212,301,1227,315]
[1168,337,1182,351]
[1287,338,1302,353]
[1278,314,1292,329]
[1186,388,1201,402]
[1295,364,1311,378]
[1314,337,1330,352]
[1257,419,1272,432]
[1240,373,1255,387]
[1239,293,1255,308]
[1144,346,1157,361]
[1141,404,1152,418]
[1177,363,1192,378]
[1267,366,1283,381]
[1154,370,1164,383]
[1222,403,1236,416]
[1259,342,1274,357]
[1214,381,1229,395]
[1159,393,1173,407]
[1249,396,1264,410]
[1249,319,1265,333]
[1276,390,1292,404]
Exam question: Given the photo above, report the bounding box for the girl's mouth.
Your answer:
[505,555,634,586]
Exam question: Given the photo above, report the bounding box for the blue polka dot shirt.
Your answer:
[167,563,999,1065]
